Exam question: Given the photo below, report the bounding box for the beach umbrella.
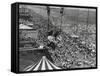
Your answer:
[24,56,61,71]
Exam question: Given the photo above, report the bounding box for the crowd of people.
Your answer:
[19,6,96,69]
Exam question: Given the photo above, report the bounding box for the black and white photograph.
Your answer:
[0,0,100,75]
[13,3,97,72]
